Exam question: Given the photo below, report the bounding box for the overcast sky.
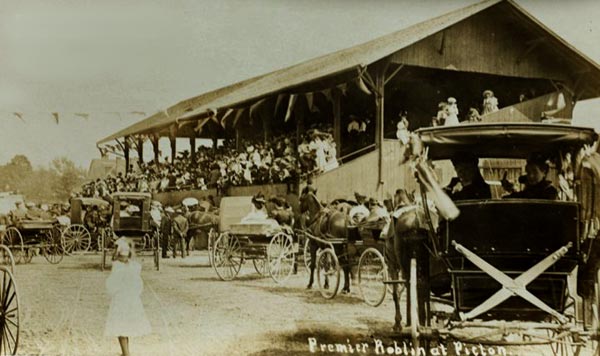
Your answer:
[1,0,600,168]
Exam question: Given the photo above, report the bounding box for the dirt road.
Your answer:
[13,252,595,355]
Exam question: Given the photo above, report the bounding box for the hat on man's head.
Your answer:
[483,90,494,97]
[165,207,175,213]
[447,97,457,104]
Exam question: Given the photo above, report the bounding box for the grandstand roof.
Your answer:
[98,0,600,145]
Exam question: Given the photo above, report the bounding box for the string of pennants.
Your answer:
[187,76,373,134]
[5,111,149,124]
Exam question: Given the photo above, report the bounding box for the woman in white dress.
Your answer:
[444,97,460,126]
[105,237,151,356]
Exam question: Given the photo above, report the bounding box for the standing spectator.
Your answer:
[160,207,174,258]
[444,97,460,126]
[105,236,151,356]
[396,111,410,144]
[172,209,189,258]
[434,102,447,127]
[482,90,499,115]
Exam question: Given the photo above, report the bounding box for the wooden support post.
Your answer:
[190,134,196,163]
[333,89,342,158]
[124,137,130,173]
[137,136,144,164]
[235,127,241,151]
[169,125,177,163]
[152,135,160,163]
[375,69,385,186]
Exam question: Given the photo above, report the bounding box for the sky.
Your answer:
[1,0,600,169]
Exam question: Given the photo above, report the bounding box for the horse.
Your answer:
[187,208,219,252]
[299,191,352,294]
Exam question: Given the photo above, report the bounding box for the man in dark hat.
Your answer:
[446,156,491,201]
[172,208,189,258]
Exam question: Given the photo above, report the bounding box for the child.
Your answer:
[444,97,460,126]
[105,237,151,356]
[482,90,499,115]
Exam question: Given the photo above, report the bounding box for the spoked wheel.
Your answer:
[212,233,243,281]
[252,258,269,276]
[0,245,15,275]
[3,228,24,265]
[316,248,340,299]
[409,258,420,350]
[60,224,91,255]
[207,228,218,267]
[42,230,63,264]
[358,247,388,307]
[0,266,19,355]
[267,233,295,284]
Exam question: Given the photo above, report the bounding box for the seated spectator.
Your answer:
[502,155,558,200]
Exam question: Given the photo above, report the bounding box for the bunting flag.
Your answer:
[13,112,25,122]
[356,76,372,96]
[74,113,90,119]
[274,94,285,116]
[208,109,219,124]
[337,83,348,96]
[233,108,245,127]
[51,112,59,124]
[249,98,267,119]
[220,108,234,128]
[194,118,210,134]
[284,94,297,122]
[321,88,333,104]
[305,92,319,113]
[163,109,170,118]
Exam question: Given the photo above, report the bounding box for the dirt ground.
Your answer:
[12,251,597,356]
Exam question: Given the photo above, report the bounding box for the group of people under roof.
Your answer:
[81,126,339,197]
[433,89,500,127]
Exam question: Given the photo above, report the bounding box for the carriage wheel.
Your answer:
[409,258,420,350]
[2,228,24,265]
[252,258,269,276]
[42,230,64,264]
[316,248,340,299]
[61,224,91,255]
[212,233,242,281]
[207,228,218,267]
[358,247,388,307]
[0,245,15,275]
[0,266,20,355]
[268,233,295,284]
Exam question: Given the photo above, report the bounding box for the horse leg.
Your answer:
[390,268,403,332]
[307,240,317,289]
[341,254,351,294]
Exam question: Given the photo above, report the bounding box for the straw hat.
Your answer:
[447,97,457,104]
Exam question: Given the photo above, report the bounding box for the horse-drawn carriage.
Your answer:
[387,123,600,353]
[299,198,392,306]
[61,197,111,254]
[3,219,64,264]
[100,192,160,271]
[210,196,298,283]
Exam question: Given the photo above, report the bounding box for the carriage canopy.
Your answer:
[416,123,598,160]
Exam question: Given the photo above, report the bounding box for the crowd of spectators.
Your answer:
[81,126,339,197]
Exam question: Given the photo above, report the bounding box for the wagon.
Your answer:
[301,214,392,306]
[210,196,298,283]
[100,192,160,271]
[395,123,600,354]
[61,197,110,254]
[3,219,64,264]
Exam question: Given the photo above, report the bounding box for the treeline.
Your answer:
[0,155,86,203]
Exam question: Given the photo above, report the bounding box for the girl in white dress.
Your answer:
[105,237,151,356]
[444,97,460,126]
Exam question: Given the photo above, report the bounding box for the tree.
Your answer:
[50,157,86,201]
[0,154,33,192]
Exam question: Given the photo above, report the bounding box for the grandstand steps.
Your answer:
[307,140,422,202]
